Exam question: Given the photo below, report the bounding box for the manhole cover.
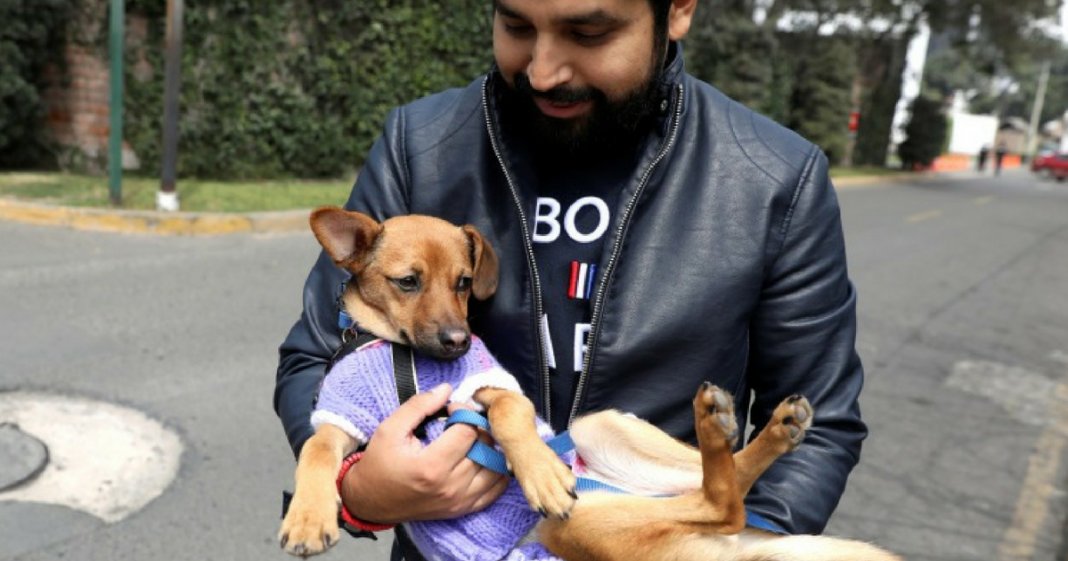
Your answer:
[0,424,48,492]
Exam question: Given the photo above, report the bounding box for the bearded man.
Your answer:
[275,1,868,559]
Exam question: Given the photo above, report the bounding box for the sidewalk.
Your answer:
[0,198,309,235]
[0,169,984,236]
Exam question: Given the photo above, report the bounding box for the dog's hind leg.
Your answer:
[732,395,813,495]
[538,384,748,561]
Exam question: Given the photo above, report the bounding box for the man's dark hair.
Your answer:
[649,0,672,30]
[491,0,674,39]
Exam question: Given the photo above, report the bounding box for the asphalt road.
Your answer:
[1,168,1067,561]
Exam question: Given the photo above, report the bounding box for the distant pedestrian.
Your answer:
[977,144,989,172]
[994,142,1008,176]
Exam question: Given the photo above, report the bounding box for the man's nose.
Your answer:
[527,37,573,92]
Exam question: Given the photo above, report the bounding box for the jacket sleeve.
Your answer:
[274,108,412,458]
[743,148,868,534]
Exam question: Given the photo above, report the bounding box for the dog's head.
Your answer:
[310,207,499,360]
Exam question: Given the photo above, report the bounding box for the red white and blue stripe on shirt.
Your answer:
[568,261,597,300]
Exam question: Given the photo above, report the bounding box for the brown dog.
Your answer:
[279,207,901,561]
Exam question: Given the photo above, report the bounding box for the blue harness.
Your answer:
[445,408,786,534]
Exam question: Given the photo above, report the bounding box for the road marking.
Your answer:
[973,196,994,205]
[905,210,942,223]
[0,392,183,523]
[947,360,1068,561]
[998,383,1068,561]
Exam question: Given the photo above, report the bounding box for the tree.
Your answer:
[897,96,947,169]
[786,35,856,164]
[759,0,1060,166]
[687,1,782,118]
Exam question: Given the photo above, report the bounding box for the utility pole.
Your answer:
[157,0,183,212]
[107,0,124,206]
[1025,60,1051,161]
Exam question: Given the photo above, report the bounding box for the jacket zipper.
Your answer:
[481,77,552,420]
[568,84,686,427]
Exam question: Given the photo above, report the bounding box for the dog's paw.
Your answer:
[770,394,813,450]
[511,443,577,521]
[694,382,739,450]
[278,497,340,558]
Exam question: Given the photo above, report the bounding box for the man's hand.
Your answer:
[340,383,509,523]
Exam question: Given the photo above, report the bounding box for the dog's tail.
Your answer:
[737,535,903,561]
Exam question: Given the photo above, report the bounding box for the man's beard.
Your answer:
[500,63,664,160]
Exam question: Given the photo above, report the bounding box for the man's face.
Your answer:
[492,0,668,156]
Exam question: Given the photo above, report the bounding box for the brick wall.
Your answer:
[40,1,141,173]
[42,45,111,171]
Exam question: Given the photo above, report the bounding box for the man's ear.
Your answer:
[309,207,382,272]
[667,0,698,41]
[462,224,499,300]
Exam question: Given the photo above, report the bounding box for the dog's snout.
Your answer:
[438,329,470,355]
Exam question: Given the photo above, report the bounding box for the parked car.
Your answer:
[1031,151,1068,181]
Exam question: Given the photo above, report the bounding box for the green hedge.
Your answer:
[0,0,74,168]
[124,0,492,179]
[5,1,870,177]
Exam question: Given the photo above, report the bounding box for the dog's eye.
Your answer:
[457,276,473,291]
[393,276,420,292]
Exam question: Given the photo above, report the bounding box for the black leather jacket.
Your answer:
[275,46,867,535]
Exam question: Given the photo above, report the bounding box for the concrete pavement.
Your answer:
[2,167,1066,561]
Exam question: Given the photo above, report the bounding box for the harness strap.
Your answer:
[392,344,418,405]
[327,330,379,371]
[330,320,442,440]
[443,411,788,533]
[443,410,631,495]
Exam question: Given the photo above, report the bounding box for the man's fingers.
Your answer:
[383,383,453,433]
[466,471,510,512]
[426,421,481,467]
[446,401,478,415]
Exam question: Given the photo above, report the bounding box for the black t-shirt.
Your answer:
[530,154,630,431]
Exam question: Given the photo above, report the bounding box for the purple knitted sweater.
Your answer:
[312,336,563,561]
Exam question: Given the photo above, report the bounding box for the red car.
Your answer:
[1031,152,1068,181]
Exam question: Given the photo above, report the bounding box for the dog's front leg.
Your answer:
[473,388,577,518]
[279,424,358,557]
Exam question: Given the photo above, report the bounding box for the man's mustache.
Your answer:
[514,73,597,104]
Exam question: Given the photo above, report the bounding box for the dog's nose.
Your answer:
[438,329,470,354]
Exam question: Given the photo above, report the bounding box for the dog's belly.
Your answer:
[569,412,703,497]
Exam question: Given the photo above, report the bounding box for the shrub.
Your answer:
[897,96,947,169]
[0,0,74,168]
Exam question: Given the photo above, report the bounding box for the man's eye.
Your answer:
[503,22,533,36]
[572,30,609,44]
[393,276,420,292]
[457,277,473,291]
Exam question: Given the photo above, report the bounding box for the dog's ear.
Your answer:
[309,207,382,272]
[462,224,499,300]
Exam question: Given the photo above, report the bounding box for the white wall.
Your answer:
[949,113,999,155]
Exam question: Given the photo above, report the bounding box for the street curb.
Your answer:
[0,198,310,236]
[0,170,977,236]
